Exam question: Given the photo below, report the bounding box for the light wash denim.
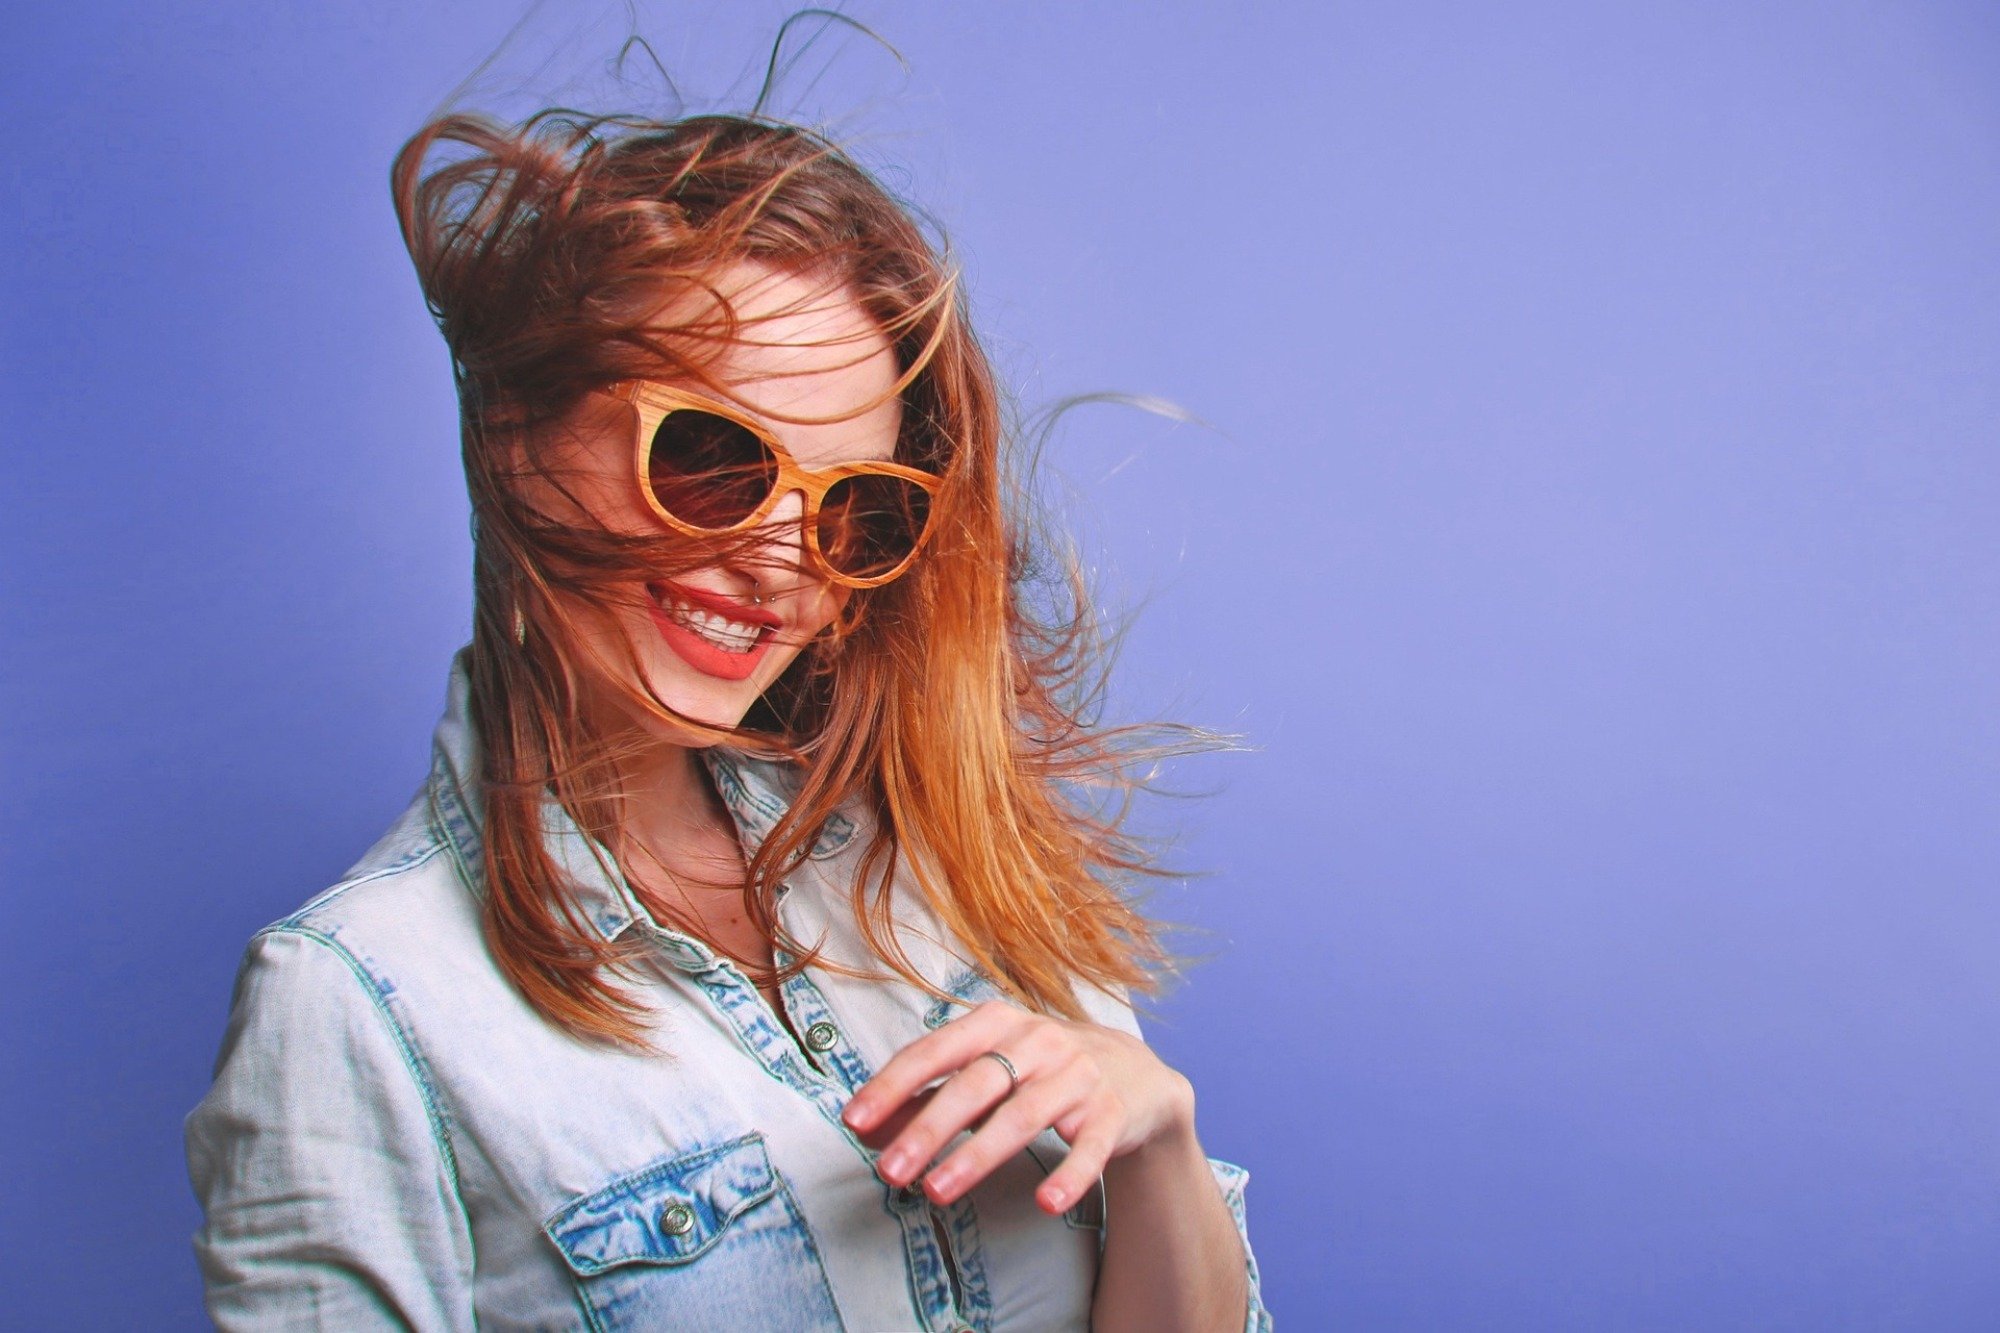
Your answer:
[186,651,1272,1331]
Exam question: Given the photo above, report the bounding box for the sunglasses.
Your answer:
[610,382,941,589]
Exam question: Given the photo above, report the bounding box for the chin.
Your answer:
[571,586,829,744]
[632,637,805,741]
[646,680,764,735]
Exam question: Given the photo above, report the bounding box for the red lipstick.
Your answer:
[645,582,779,682]
[654,581,783,629]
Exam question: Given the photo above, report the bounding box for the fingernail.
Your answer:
[928,1164,962,1195]
[881,1148,913,1180]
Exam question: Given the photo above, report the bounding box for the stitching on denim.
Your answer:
[942,1193,995,1330]
[770,962,978,1333]
[893,1199,958,1329]
[704,749,859,860]
[556,1137,846,1326]
[276,843,448,928]
[924,965,1004,1029]
[548,1128,772,1232]
[812,811,858,857]
[896,963,1008,1326]
[703,751,783,845]
[1205,1157,1272,1331]
[426,760,483,898]
[770,1169,852,1333]
[685,959,959,1327]
[778,967,873,1093]
[548,1128,780,1264]
[765,963,984,1329]
[342,837,444,885]
[265,925,468,1214]
[691,967,842,1104]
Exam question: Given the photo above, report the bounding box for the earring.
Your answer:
[512,605,527,645]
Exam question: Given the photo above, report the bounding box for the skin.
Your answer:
[540,263,897,899]
[547,260,1249,1330]
[843,1005,1250,1332]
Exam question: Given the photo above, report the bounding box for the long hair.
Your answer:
[392,106,1207,1046]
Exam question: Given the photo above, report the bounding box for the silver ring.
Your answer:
[976,1050,1020,1091]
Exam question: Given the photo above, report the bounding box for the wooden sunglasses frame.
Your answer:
[609,381,941,590]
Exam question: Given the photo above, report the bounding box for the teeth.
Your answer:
[661,594,763,654]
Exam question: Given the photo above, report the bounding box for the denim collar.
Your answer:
[424,648,857,953]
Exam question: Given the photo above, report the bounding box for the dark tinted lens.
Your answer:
[817,474,933,579]
[646,410,777,530]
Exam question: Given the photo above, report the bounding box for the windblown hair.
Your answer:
[392,105,1200,1046]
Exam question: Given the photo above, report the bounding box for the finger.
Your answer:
[1033,1111,1120,1216]
[849,1086,935,1154]
[871,1019,1080,1182]
[842,1001,1023,1131]
[871,1052,1022,1187]
[1052,1104,1086,1144]
[921,1061,1093,1204]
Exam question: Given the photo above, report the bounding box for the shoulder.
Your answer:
[263,784,483,977]
[187,790,480,1327]
[192,782,490,1156]
[209,784,491,1076]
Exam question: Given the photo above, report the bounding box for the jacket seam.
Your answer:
[256,923,471,1220]
[276,842,449,927]
[426,771,482,898]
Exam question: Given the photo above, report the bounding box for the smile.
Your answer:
[643,582,782,683]
[657,590,764,653]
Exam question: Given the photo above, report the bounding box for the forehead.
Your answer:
[653,263,902,466]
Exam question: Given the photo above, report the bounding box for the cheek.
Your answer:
[568,463,651,537]
[530,411,651,535]
[799,585,852,639]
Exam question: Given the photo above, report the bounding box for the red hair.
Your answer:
[392,108,1209,1046]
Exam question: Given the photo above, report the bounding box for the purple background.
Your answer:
[6,1,1998,1326]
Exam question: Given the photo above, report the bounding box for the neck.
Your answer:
[617,736,710,830]
[607,732,747,897]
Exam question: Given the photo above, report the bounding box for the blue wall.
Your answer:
[4,2,1997,1326]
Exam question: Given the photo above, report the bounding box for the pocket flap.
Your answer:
[545,1133,778,1276]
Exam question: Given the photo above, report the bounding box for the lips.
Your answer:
[645,582,779,682]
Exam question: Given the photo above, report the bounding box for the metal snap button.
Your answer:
[658,1202,696,1237]
[804,1020,839,1052]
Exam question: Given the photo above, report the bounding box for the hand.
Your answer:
[840,998,1196,1215]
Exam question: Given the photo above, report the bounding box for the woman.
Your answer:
[185,104,1271,1332]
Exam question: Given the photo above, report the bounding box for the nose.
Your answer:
[736,487,815,591]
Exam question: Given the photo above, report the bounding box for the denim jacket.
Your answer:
[185,652,1272,1331]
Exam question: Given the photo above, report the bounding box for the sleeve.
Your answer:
[1202,1155,1275,1333]
[183,927,477,1331]
[1074,980,1275,1332]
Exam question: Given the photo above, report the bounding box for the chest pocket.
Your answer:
[544,1133,846,1332]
